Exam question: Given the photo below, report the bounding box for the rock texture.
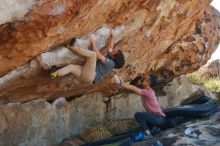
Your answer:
[0,93,145,146]
[0,75,216,146]
[198,59,220,78]
[0,0,39,25]
[158,75,216,108]
[0,0,220,103]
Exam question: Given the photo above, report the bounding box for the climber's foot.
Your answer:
[50,65,59,79]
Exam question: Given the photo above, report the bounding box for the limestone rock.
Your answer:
[198,59,220,78]
[158,75,216,108]
[0,92,144,146]
[0,0,219,103]
[0,81,217,146]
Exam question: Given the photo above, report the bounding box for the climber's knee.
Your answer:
[80,76,94,84]
[89,51,97,59]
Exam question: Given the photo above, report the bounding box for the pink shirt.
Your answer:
[141,88,165,117]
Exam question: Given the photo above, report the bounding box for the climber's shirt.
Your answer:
[93,55,115,83]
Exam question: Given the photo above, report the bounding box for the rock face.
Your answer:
[0,75,216,146]
[0,0,220,103]
[0,1,220,145]
[157,110,220,146]
[0,93,145,146]
[158,75,216,108]
[198,59,220,78]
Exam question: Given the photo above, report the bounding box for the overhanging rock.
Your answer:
[0,0,219,103]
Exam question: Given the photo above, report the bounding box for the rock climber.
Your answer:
[50,29,125,84]
[114,75,165,146]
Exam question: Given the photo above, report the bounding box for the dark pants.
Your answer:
[135,112,165,131]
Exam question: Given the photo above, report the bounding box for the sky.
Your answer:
[210,0,220,59]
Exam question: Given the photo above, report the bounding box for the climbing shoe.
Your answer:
[50,65,59,79]
[134,131,153,142]
[51,72,58,79]
[134,131,145,142]
[141,133,153,142]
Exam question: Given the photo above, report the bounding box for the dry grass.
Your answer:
[187,73,220,99]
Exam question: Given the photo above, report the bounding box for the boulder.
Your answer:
[198,59,220,78]
[0,92,144,146]
[158,75,216,108]
[0,0,219,103]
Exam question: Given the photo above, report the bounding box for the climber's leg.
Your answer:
[68,45,97,83]
[52,47,97,83]
[51,64,82,79]
[80,54,97,83]
[69,45,96,58]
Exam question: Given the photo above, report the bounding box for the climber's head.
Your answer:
[109,50,125,69]
[142,75,151,88]
[130,75,152,88]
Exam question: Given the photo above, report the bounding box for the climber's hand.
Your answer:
[89,34,95,43]
[114,75,124,85]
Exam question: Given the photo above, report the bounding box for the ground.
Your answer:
[133,105,220,146]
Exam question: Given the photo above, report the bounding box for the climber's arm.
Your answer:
[114,75,142,95]
[121,82,142,95]
[89,36,105,63]
[108,29,116,53]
